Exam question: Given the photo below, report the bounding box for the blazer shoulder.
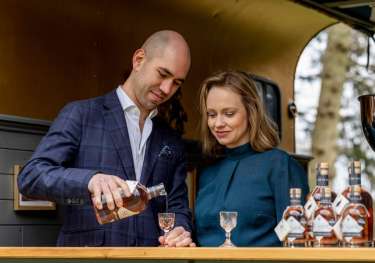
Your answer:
[60,94,107,114]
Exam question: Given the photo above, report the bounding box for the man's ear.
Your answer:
[132,49,146,71]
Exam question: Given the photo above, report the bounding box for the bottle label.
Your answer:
[342,215,363,238]
[274,219,291,241]
[333,217,343,240]
[304,197,318,219]
[333,194,350,215]
[286,216,305,238]
[116,206,139,219]
[313,214,334,237]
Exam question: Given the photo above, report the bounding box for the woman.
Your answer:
[195,70,309,247]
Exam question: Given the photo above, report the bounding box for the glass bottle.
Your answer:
[304,162,337,245]
[93,181,167,225]
[341,185,370,247]
[283,188,307,247]
[312,187,338,247]
[338,161,373,244]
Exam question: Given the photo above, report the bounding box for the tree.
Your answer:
[310,24,353,187]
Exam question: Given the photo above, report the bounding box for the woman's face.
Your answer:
[206,86,249,148]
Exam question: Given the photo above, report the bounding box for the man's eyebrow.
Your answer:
[159,67,185,84]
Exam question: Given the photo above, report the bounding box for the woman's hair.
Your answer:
[199,70,280,156]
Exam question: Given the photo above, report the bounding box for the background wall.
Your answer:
[0,117,61,246]
[0,0,333,150]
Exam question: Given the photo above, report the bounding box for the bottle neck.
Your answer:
[147,183,167,200]
[349,173,361,186]
[290,197,301,206]
[316,173,328,186]
[320,196,331,205]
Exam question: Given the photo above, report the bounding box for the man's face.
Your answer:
[132,47,190,112]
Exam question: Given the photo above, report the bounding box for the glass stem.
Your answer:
[226,231,231,241]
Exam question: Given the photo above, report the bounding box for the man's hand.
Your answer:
[158,226,196,247]
[88,173,131,210]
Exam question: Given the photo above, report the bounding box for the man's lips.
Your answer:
[150,91,164,102]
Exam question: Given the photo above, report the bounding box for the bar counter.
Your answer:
[0,247,375,262]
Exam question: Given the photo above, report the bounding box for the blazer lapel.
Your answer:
[140,118,163,186]
[103,90,136,180]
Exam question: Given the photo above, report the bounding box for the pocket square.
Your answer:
[158,145,173,159]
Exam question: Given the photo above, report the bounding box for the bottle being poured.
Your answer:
[93,181,167,225]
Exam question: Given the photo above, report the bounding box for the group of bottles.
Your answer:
[282,161,373,247]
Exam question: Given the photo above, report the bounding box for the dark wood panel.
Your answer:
[0,173,12,199]
[0,200,62,225]
[0,148,33,174]
[0,130,44,151]
[0,226,22,246]
[22,225,60,246]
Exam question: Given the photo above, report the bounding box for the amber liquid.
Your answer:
[283,203,307,247]
[312,202,338,247]
[341,186,373,242]
[341,202,369,247]
[158,216,175,232]
[94,184,149,225]
[306,187,337,245]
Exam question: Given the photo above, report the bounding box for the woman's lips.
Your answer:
[215,131,230,139]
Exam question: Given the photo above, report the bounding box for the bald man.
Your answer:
[18,30,195,247]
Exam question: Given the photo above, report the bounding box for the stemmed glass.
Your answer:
[219,211,238,247]
[158,212,175,239]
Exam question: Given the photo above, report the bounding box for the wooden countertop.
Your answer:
[0,247,375,261]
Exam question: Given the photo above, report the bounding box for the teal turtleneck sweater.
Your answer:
[195,143,309,247]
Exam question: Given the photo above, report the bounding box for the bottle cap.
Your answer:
[289,188,301,197]
[349,160,361,175]
[318,162,329,169]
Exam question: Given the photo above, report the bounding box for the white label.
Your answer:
[286,216,305,238]
[304,197,318,219]
[333,194,350,215]
[342,215,363,238]
[274,219,291,241]
[333,217,343,240]
[313,214,333,237]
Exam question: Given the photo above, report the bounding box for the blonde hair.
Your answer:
[199,70,280,156]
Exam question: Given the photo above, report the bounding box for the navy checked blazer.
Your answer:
[17,89,192,246]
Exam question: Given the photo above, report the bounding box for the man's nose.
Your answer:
[160,80,174,96]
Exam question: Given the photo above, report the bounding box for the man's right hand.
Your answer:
[88,173,131,210]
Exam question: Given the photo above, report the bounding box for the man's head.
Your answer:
[124,30,191,115]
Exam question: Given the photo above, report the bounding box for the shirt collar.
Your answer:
[116,86,158,119]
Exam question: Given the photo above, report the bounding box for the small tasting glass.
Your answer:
[158,212,175,237]
[219,211,238,247]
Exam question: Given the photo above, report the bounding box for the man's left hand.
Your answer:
[158,226,196,247]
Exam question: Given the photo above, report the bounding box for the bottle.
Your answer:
[312,187,338,247]
[283,188,307,247]
[93,181,167,225]
[336,161,373,243]
[341,185,369,247]
[304,162,336,245]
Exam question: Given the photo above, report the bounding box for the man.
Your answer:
[18,30,195,247]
